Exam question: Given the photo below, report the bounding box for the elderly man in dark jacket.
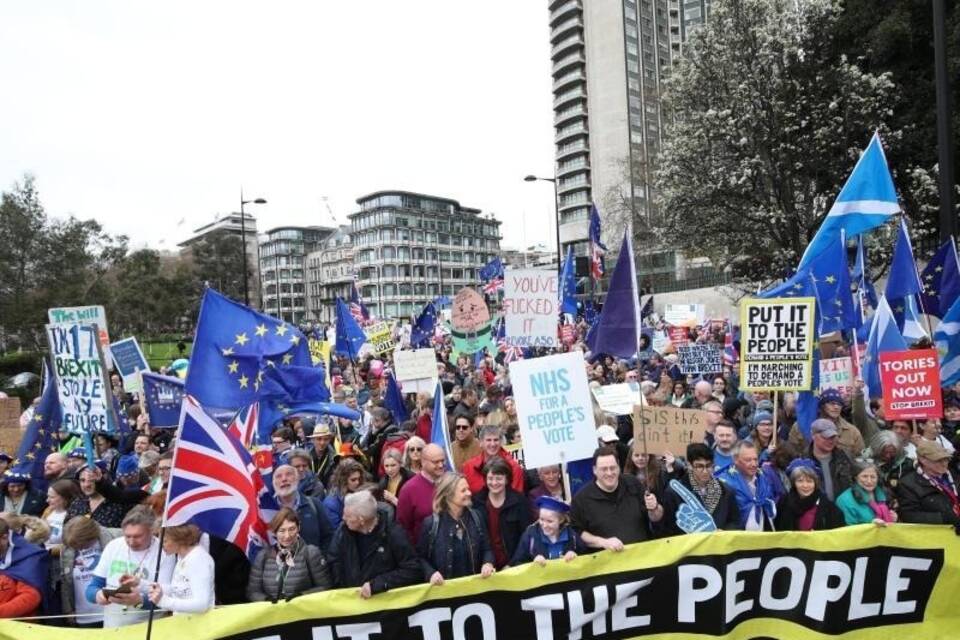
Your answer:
[897,440,960,526]
[327,490,422,598]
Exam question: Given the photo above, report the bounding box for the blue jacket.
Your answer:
[835,486,889,525]
[509,523,584,566]
[292,492,334,551]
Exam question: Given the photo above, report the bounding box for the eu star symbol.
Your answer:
[895,305,905,314]
[936,266,943,272]
[235,333,249,346]
[238,374,249,389]
[793,283,804,290]
[925,274,935,281]
[289,335,300,346]
[26,452,35,461]
[275,324,289,337]
[824,275,837,284]
[255,324,268,337]
[282,353,293,365]
[228,361,239,374]
[33,414,42,423]
[222,347,235,356]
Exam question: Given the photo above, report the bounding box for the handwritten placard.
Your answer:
[819,357,853,399]
[48,305,110,348]
[46,322,115,433]
[632,405,704,456]
[677,344,722,375]
[502,269,559,348]
[451,288,490,332]
[394,349,439,382]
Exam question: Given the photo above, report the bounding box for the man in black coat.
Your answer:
[327,490,422,598]
[658,444,740,536]
[897,440,960,526]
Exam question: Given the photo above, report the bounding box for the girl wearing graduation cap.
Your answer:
[509,496,585,566]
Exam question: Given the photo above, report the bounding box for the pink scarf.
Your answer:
[868,500,894,523]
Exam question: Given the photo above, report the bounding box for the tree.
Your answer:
[651,0,941,287]
[190,232,251,304]
[106,249,197,337]
[0,176,127,350]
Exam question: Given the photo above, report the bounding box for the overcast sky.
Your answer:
[0,1,557,252]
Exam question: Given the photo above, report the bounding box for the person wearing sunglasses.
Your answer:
[451,417,480,473]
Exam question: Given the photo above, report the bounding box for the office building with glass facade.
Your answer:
[258,225,335,324]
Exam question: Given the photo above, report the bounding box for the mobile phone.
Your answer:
[102,584,132,598]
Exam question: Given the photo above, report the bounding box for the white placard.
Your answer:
[394,349,439,382]
[46,322,116,433]
[48,305,110,348]
[591,382,646,416]
[664,304,704,328]
[509,351,597,468]
[502,268,559,348]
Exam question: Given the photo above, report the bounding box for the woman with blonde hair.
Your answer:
[403,436,426,473]
[416,473,494,585]
[148,524,215,614]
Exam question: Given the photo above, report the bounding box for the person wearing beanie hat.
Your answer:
[787,388,864,457]
[835,458,897,526]
[510,496,585,566]
[744,411,776,464]
[0,471,45,517]
[773,457,845,532]
[897,440,960,526]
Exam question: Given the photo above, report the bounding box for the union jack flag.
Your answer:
[589,204,607,280]
[482,277,504,295]
[350,281,370,324]
[495,317,524,363]
[723,320,739,367]
[163,396,270,559]
[226,402,259,448]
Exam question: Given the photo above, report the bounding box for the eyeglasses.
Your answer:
[455,424,472,431]
[692,463,714,471]
[409,446,423,452]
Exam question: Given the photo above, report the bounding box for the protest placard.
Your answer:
[667,326,690,347]
[394,349,439,382]
[592,382,645,416]
[109,337,150,393]
[879,348,942,420]
[510,351,596,468]
[451,287,490,332]
[48,305,110,348]
[677,344,722,375]
[504,442,526,469]
[632,405,704,456]
[651,332,672,355]
[46,322,116,433]
[502,268,559,348]
[0,398,20,431]
[664,304,704,327]
[364,322,395,355]
[739,297,815,391]
[819,357,854,399]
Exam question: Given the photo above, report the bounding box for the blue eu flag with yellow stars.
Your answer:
[186,288,312,410]
[10,367,62,489]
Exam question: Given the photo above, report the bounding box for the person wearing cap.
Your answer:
[0,472,45,517]
[719,441,777,531]
[773,458,845,531]
[835,458,897,526]
[510,496,585,566]
[65,449,89,474]
[806,418,855,501]
[307,423,338,488]
[897,440,960,525]
[462,425,524,494]
[916,418,956,456]
[788,389,864,457]
[658,444,740,537]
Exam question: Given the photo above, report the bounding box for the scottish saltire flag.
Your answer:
[384,372,409,424]
[186,289,312,410]
[410,301,439,348]
[935,296,960,386]
[588,204,607,279]
[142,372,185,429]
[335,297,368,359]
[350,281,370,323]
[798,132,899,269]
[586,231,641,358]
[9,369,61,489]
[862,296,908,400]
[852,234,878,323]
[164,396,270,559]
[921,239,960,318]
[479,257,504,282]
[226,403,259,448]
[559,246,578,315]
[429,380,454,471]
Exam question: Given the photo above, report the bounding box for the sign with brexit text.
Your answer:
[46,322,116,433]
[502,268,559,348]
[677,344,722,375]
[48,305,110,348]
[740,297,815,391]
[510,351,596,468]
[879,348,942,420]
[819,357,854,399]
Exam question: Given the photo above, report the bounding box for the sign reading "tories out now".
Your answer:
[740,297,815,391]
[879,348,943,420]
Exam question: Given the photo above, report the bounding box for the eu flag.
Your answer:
[479,257,504,282]
[920,239,960,318]
[885,219,923,301]
[142,372,185,429]
[559,246,577,315]
[10,369,61,489]
[335,297,368,359]
[410,301,439,348]
[384,372,409,424]
[186,288,312,410]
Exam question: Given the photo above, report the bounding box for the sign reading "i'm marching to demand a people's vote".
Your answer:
[740,297,815,391]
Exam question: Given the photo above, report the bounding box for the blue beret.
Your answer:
[535,495,570,514]
[116,454,140,476]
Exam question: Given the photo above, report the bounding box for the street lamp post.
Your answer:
[933,0,956,243]
[524,175,561,268]
[239,191,267,307]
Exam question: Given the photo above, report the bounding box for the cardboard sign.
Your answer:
[48,305,110,348]
[0,398,21,431]
[592,382,646,416]
[664,304,704,327]
[879,348,942,420]
[510,351,597,468]
[46,322,116,433]
[364,322,395,355]
[739,297,815,391]
[677,344,722,375]
[451,287,490,332]
[632,405,704,456]
[819,357,854,399]
[502,269,559,348]
[394,349,439,382]
[109,337,150,393]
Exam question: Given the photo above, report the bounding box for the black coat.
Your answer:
[774,493,846,531]
[896,468,960,526]
[658,476,741,537]
[417,509,494,580]
[326,508,422,594]
[472,488,533,567]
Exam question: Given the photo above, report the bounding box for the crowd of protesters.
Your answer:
[0,318,957,628]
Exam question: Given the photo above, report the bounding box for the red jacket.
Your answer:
[415,413,432,442]
[0,574,40,619]
[463,449,525,494]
